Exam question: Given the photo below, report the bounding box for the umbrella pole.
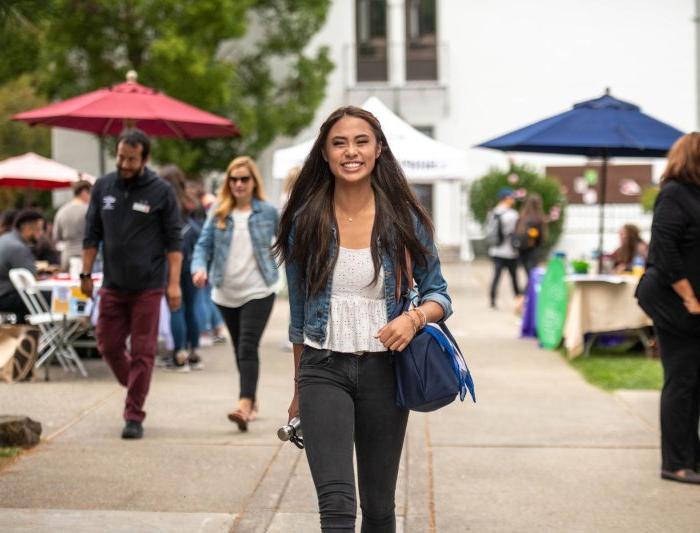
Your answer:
[597,152,608,273]
[98,135,106,177]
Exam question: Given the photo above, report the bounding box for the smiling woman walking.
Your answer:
[274,106,451,532]
[191,156,278,431]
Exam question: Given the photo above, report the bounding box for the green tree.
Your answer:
[20,0,332,175]
[0,75,53,211]
[469,163,567,251]
[0,1,45,83]
[0,76,51,160]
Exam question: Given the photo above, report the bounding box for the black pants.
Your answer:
[217,293,275,401]
[489,256,521,306]
[519,248,540,279]
[656,327,700,471]
[298,348,408,533]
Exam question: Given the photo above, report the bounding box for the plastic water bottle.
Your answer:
[631,254,645,277]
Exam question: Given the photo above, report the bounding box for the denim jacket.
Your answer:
[286,219,452,344]
[191,198,279,287]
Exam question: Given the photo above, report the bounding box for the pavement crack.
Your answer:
[45,387,121,442]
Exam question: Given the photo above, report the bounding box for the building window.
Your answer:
[405,0,437,81]
[356,0,388,82]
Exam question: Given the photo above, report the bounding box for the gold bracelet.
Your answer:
[402,311,418,334]
[414,307,427,329]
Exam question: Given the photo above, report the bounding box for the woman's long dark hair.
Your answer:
[515,193,548,241]
[274,106,433,297]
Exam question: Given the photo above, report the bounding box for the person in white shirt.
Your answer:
[191,156,279,431]
[488,187,522,308]
[52,180,91,270]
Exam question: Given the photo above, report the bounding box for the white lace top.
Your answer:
[304,246,388,353]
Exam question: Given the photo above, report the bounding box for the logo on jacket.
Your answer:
[102,195,116,210]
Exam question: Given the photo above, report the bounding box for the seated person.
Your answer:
[0,210,45,322]
[611,223,649,273]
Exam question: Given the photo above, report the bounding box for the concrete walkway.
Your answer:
[0,261,698,532]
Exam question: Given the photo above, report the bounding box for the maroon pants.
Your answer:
[97,288,164,422]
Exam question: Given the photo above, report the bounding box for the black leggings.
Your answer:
[656,327,700,471]
[298,347,408,533]
[489,256,521,305]
[217,293,275,401]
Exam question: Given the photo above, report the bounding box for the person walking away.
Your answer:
[0,210,46,321]
[636,132,700,484]
[191,156,278,431]
[275,106,451,532]
[160,165,203,372]
[53,180,92,270]
[512,193,548,279]
[488,187,521,308]
[187,179,227,345]
[81,129,183,440]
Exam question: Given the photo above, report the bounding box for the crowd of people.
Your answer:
[1,114,699,532]
[486,187,548,309]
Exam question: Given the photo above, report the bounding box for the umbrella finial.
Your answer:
[126,70,138,83]
[604,87,611,96]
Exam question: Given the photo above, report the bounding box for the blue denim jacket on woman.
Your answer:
[191,198,279,288]
[286,219,452,345]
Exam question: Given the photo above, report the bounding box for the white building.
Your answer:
[53,0,697,258]
[261,0,696,259]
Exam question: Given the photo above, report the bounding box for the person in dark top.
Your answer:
[513,193,548,278]
[81,129,183,440]
[0,210,45,321]
[636,132,700,484]
[159,164,202,372]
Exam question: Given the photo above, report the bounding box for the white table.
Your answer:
[563,274,653,358]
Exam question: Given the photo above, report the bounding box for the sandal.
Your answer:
[660,469,700,484]
[227,409,250,432]
[249,403,259,422]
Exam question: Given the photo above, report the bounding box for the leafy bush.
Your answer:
[640,185,659,214]
[469,164,566,251]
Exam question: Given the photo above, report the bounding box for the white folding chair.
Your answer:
[9,268,88,379]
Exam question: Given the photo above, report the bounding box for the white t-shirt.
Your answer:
[488,205,519,259]
[211,209,273,308]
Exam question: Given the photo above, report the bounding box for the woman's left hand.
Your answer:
[376,314,416,352]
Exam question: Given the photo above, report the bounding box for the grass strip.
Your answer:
[568,350,662,391]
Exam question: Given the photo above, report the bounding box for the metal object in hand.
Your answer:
[277,417,304,449]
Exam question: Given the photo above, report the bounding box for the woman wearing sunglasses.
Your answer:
[191,156,279,431]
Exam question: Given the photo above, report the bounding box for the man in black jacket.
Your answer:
[81,129,183,439]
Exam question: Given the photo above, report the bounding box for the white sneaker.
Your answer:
[199,335,214,347]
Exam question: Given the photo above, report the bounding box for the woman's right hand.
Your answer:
[192,270,208,288]
[288,392,299,422]
[683,297,700,314]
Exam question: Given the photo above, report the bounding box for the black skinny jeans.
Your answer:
[298,347,409,533]
[489,256,521,306]
[217,293,275,401]
[656,327,700,472]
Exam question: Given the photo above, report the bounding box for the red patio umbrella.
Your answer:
[12,72,239,139]
[0,152,95,190]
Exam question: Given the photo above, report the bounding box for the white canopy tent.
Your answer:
[273,97,468,181]
[272,97,473,260]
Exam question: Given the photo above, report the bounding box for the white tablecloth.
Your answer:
[563,275,652,358]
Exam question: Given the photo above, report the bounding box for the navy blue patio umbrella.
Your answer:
[477,89,684,267]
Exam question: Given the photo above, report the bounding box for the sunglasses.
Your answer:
[228,175,252,184]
